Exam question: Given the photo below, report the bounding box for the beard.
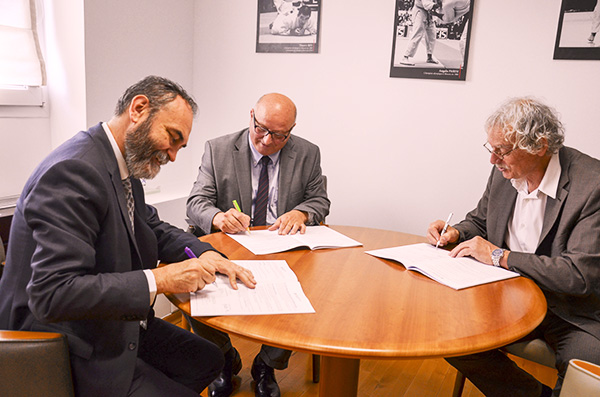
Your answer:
[124,116,170,180]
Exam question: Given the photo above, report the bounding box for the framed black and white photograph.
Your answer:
[390,0,474,81]
[554,0,600,60]
[256,0,321,54]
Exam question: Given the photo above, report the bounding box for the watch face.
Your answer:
[492,248,503,256]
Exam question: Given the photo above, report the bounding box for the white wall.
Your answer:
[83,0,198,213]
[191,0,600,236]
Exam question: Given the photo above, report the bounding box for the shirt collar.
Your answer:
[510,152,561,199]
[247,130,281,167]
[102,122,129,180]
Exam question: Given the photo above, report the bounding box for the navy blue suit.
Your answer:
[0,123,222,396]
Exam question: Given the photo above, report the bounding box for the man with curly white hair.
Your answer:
[427,97,600,396]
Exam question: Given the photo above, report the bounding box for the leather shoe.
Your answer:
[250,355,281,397]
[208,348,242,397]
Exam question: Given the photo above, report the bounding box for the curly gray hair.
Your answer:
[485,97,565,155]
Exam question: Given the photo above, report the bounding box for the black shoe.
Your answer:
[426,55,438,64]
[208,348,242,397]
[250,355,281,397]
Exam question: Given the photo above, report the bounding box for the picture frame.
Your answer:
[553,0,600,60]
[256,0,321,54]
[390,0,475,81]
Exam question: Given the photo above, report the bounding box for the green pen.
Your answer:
[232,200,250,234]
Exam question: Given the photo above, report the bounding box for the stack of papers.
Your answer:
[227,225,362,255]
[190,260,315,316]
[365,243,520,290]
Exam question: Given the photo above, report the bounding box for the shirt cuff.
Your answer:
[143,269,157,305]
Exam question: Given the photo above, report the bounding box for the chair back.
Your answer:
[0,330,74,397]
[560,359,600,396]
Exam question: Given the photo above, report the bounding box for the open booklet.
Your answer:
[365,243,520,290]
[226,225,362,255]
[190,260,315,316]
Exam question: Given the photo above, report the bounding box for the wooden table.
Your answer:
[166,225,547,396]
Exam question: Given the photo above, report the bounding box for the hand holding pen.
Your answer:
[427,212,458,249]
[212,201,251,234]
[185,247,217,287]
[232,200,250,234]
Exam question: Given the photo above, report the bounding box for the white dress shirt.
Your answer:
[102,122,157,304]
[506,152,561,253]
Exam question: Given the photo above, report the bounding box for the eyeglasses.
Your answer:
[483,142,517,160]
[253,114,293,143]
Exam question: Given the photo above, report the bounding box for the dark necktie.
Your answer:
[253,156,271,226]
[123,177,146,329]
[122,177,135,234]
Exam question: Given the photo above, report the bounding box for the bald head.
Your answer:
[254,93,297,126]
[249,93,297,156]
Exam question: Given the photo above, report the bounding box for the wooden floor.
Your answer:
[167,312,558,396]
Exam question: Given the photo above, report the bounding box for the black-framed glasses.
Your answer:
[252,114,293,143]
[483,142,516,160]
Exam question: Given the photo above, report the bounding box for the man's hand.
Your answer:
[268,209,308,235]
[448,236,509,268]
[213,209,251,234]
[152,251,257,294]
[152,257,217,294]
[199,251,257,290]
[426,220,459,247]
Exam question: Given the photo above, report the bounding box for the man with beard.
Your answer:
[0,76,256,397]
[427,97,600,396]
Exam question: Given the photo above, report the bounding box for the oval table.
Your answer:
[166,225,547,396]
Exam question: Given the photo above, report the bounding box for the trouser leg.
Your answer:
[184,313,233,354]
[137,318,224,393]
[258,345,293,370]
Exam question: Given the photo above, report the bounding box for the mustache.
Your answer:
[154,150,169,165]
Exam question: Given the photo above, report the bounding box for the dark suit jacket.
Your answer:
[455,146,600,340]
[0,123,215,396]
[186,129,330,235]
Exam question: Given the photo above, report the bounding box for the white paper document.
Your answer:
[226,225,362,255]
[190,260,315,316]
[365,243,520,290]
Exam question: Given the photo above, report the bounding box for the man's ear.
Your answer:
[537,137,549,157]
[129,95,150,124]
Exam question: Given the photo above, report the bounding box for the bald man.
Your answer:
[185,93,330,397]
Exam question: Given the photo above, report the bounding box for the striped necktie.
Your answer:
[122,177,135,234]
[253,156,271,226]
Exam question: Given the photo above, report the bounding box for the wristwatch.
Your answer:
[491,248,505,267]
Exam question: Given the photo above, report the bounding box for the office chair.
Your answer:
[452,339,556,397]
[0,330,74,397]
[560,358,600,396]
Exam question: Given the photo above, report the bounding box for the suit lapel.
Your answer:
[490,180,517,246]
[89,124,142,263]
[277,137,296,217]
[538,150,570,250]
[233,130,253,213]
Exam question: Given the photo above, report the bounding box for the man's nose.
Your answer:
[262,133,273,144]
[167,148,177,162]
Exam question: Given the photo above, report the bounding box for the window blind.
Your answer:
[0,0,45,86]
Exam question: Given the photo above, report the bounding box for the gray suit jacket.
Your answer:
[0,123,214,396]
[186,129,330,235]
[455,146,600,340]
